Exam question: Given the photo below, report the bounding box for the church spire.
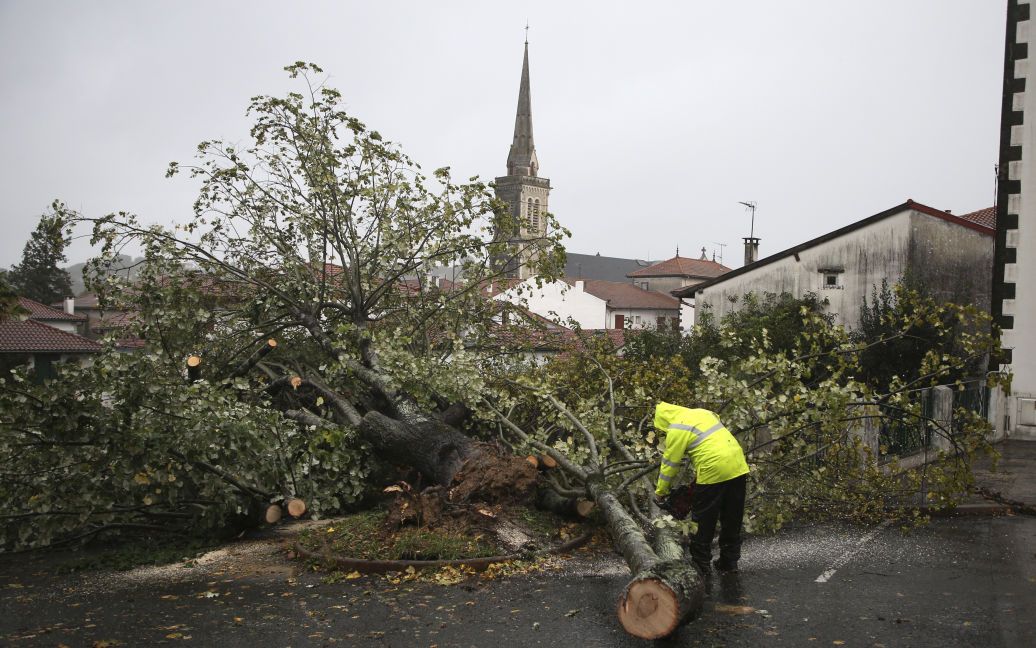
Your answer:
[506,39,539,177]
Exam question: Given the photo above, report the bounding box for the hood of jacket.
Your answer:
[654,401,690,431]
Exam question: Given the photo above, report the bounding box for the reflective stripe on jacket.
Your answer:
[654,402,749,495]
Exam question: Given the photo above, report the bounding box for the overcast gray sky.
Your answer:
[0,0,1006,271]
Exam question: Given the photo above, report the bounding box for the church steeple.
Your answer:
[506,41,539,177]
[494,35,551,280]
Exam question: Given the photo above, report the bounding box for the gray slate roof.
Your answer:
[565,253,658,284]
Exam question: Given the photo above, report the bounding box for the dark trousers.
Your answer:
[689,474,747,569]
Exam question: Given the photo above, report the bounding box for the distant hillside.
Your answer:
[64,255,144,296]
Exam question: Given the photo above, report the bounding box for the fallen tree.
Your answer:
[0,62,1005,640]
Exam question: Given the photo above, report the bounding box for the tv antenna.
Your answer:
[738,201,757,238]
[713,242,727,265]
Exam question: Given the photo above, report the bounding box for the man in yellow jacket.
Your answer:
[654,402,750,573]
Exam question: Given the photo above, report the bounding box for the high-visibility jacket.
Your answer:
[654,402,749,495]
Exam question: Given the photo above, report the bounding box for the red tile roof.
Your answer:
[627,255,730,279]
[92,312,138,332]
[481,278,524,297]
[564,279,680,310]
[114,336,146,350]
[487,324,625,353]
[18,297,86,322]
[958,206,996,229]
[0,319,102,353]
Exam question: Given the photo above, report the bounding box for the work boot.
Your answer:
[713,558,738,573]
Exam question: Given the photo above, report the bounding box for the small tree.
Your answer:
[0,271,22,320]
[623,291,832,380]
[854,280,987,391]
[7,205,74,304]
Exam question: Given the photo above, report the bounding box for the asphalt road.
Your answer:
[2,514,1034,647]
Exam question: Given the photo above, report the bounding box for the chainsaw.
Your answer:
[658,483,695,520]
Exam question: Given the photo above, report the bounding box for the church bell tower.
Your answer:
[494,37,551,279]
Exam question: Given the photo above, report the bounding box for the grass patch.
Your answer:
[298,509,498,561]
[516,506,569,537]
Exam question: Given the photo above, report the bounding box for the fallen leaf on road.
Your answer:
[565,609,580,617]
[714,604,755,615]
[833,641,845,645]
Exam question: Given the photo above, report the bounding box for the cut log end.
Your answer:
[538,454,558,470]
[525,455,539,468]
[285,497,307,518]
[186,355,202,382]
[617,562,704,639]
[618,578,682,640]
[575,499,595,518]
[263,503,283,525]
[267,338,278,348]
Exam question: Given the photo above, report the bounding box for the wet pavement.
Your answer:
[2,442,1035,647]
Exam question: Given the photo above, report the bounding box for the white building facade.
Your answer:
[995,0,1036,439]
[495,278,681,331]
[681,201,994,330]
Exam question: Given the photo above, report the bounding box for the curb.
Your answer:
[929,503,1013,517]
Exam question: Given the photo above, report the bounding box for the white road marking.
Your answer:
[815,520,893,584]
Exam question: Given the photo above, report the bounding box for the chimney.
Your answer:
[64,297,75,315]
[743,237,760,266]
[575,280,585,292]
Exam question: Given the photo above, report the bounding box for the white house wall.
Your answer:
[607,307,680,329]
[45,321,79,335]
[495,279,608,329]
[906,212,994,313]
[680,301,695,330]
[696,208,992,330]
[698,210,915,328]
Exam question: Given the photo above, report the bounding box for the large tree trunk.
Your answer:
[360,398,702,640]
[590,487,705,639]
[359,411,477,486]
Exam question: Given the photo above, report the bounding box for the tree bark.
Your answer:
[536,488,595,519]
[589,485,704,639]
[359,411,477,487]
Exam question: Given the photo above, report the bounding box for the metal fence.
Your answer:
[877,378,989,461]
